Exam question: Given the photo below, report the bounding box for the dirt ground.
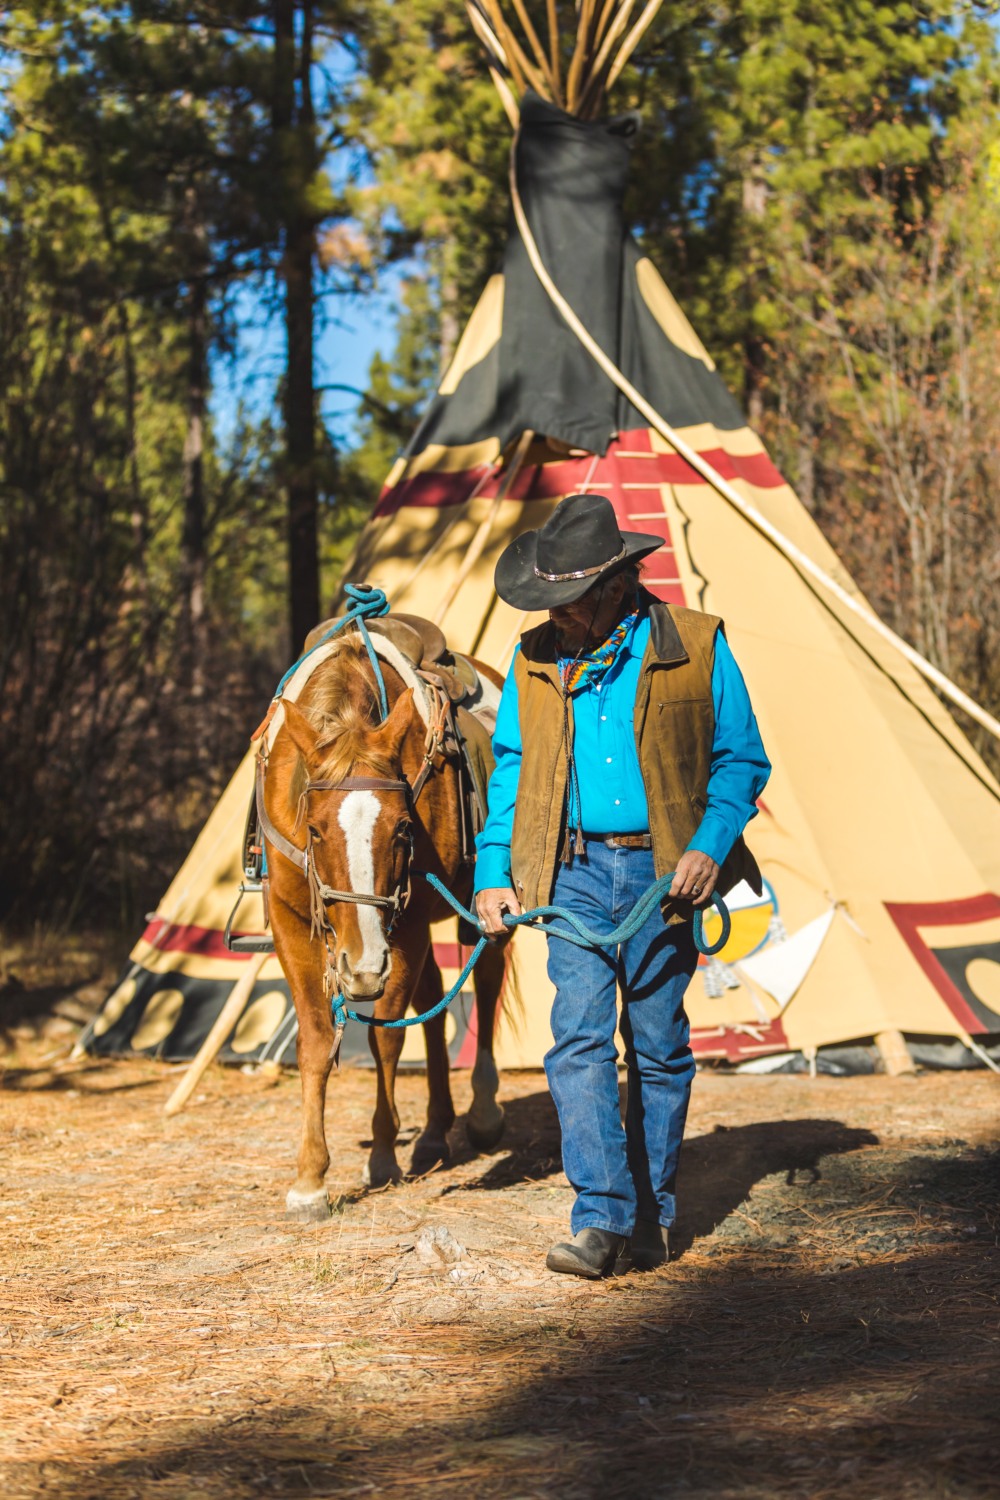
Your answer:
[1,999,999,1498]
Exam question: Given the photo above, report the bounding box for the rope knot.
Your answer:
[343,583,390,619]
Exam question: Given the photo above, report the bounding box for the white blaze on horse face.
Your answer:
[337,791,387,976]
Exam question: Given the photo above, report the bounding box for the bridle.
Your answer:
[254,683,453,951]
[304,776,415,938]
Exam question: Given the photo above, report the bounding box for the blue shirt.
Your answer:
[473,610,770,892]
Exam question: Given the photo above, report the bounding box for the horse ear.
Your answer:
[280,700,320,761]
[381,688,417,753]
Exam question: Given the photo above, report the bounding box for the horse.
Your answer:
[260,630,508,1220]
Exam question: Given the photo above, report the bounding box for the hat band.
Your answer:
[533,543,626,583]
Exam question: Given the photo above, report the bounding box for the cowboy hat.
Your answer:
[494,493,663,610]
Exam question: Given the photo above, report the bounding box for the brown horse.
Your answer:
[261,632,507,1219]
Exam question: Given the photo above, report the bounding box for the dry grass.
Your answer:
[0,1031,998,1498]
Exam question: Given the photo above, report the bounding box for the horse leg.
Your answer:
[364,940,426,1188]
[274,909,337,1221]
[410,949,456,1177]
[467,939,506,1152]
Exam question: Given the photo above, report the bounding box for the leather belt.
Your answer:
[583,832,653,850]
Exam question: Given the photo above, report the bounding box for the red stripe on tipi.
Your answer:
[139,917,260,963]
[375,430,785,518]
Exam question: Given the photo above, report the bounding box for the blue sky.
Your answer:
[209,40,406,458]
[208,222,412,473]
[209,267,403,453]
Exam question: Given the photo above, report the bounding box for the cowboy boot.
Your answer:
[546,1228,632,1279]
[630,1219,670,1270]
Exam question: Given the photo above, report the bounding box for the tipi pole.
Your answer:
[506,137,1000,749]
[873,1029,916,1077]
[576,0,638,116]
[465,4,521,125]
[605,0,665,92]
[565,0,596,111]
[478,0,547,95]
[164,952,268,1117]
[508,0,559,96]
[546,0,562,96]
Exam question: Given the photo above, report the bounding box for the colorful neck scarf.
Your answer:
[559,608,638,695]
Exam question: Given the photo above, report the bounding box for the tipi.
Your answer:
[86,0,1000,1075]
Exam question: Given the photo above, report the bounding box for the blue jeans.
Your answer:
[543,839,698,1237]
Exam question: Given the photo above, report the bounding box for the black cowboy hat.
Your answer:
[494,493,664,611]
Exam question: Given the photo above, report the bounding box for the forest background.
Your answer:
[2,0,999,938]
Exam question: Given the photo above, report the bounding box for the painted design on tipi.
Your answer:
[885,895,1000,1035]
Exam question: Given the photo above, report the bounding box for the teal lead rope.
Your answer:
[331,871,732,1032]
[274,582,391,720]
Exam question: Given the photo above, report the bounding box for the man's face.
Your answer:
[549,573,630,656]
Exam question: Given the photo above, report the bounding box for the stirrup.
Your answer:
[224,881,275,955]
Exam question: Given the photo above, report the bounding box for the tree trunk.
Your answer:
[741,163,767,429]
[182,273,207,705]
[274,0,319,653]
[796,412,816,513]
[439,260,460,378]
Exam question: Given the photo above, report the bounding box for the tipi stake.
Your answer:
[164,952,269,1117]
[874,1029,917,1077]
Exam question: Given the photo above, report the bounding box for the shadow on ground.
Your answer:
[23,1215,999,1498]
[0,1061,165,1094]
[672,1118,880,1255]
[444,1090,879,1253]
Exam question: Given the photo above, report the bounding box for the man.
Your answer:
[474,493,770,1278]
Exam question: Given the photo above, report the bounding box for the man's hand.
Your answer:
[475,887,522,938]
[669,850,720,909]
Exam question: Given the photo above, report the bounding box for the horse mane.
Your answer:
[297,634,401,786]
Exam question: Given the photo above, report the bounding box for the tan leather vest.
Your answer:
[509,595,762,913]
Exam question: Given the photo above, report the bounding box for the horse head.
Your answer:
[281,690,419,1001]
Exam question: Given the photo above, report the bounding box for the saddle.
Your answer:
[305,612,483,711]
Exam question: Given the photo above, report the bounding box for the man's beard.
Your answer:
[554,620,593,656]
[553,597,625,657]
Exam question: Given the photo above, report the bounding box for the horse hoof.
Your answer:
[466,1107,505,1153]
[285,1187,331,1223]
[363,1156,402,1189]
[410,1136,451,1178]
